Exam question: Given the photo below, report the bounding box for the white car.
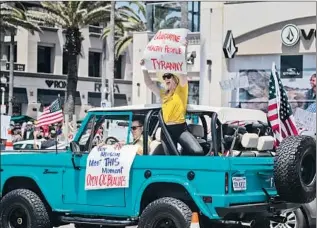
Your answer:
[13,139,67,150]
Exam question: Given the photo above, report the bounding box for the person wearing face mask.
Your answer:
[22,121,35,140]
[140,59,188,153]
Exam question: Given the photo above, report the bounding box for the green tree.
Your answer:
[27,1,111,118]
[102,2,147,59]
[0,2,42,116]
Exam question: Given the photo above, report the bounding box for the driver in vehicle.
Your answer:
[113,119,152,155]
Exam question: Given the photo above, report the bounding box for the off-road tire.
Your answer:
[0,189,51,228]
[274,135,316,203]
[138,197,192,228]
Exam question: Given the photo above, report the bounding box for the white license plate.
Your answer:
[232,177,247,191]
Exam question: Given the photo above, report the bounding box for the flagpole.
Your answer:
[271,62,282,142]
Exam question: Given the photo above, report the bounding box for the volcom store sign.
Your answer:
[281,24,316,46]
[46,80,67,89]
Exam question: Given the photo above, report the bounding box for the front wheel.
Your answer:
[138,197,192,228]
[0,189,52,228]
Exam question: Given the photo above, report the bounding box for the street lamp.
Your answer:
[1,76,7,114]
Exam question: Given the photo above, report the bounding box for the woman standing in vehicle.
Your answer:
[140,59,189,153]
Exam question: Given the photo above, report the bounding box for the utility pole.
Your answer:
[8,30,14,116]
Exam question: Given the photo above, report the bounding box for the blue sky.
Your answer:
[116,1,146,21]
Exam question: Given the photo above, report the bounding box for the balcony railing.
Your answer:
[89,25,103,34]
[5,63,25,71]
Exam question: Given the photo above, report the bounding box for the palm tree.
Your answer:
[102,2,146,59]
[27,1,111,118]
[0,2,42,116]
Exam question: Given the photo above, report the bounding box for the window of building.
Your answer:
[37,46,52,73]
[146,1,200,33]
[115,55,122,79]
[89,52,101,77]
[7,44,17,62]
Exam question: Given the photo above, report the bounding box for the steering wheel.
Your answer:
[105,136,120,145]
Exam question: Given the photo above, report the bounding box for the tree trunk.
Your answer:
[180,2,188,29]
[107,1,115,107]
[8,31,14,116]
[65,53,78,120]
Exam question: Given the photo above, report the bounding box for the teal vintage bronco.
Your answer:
[0,104,316,228]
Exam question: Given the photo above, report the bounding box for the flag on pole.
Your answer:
[36,98,64,127]
[267,62,298,147]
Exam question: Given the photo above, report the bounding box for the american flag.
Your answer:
[36,98,64,127]
[267,62,298,146]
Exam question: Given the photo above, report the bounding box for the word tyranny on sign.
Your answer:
[85,145,137,190]
[143,28,189,74]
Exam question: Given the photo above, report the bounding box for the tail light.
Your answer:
[225,172,229,194]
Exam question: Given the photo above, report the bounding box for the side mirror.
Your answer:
[70,141,81,155]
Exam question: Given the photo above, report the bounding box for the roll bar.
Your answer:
[143,109,156,155]
[158,110,180,155]
[211,112,219,156]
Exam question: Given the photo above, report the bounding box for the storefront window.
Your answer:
[146,1,200,33]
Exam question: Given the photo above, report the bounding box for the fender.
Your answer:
[132,174,214,218]
[1,171,62,210]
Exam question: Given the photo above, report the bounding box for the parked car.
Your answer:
[13,139,67,150]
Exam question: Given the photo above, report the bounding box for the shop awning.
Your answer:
[11,115,34,123]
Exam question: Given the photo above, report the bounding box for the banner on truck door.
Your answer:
[85,145,137,190]
[143,28,189,74]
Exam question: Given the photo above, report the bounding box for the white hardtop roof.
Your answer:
[88,104,268,124]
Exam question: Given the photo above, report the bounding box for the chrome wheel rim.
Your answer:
[270,211,297,228]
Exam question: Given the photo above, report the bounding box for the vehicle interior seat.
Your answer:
[187,124,206,143]
[233,133,259,157]
[253,135,274,157]
[149,128,166,155]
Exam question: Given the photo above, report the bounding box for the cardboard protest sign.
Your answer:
[85,145,137,190]
[294,108,316,133]
[143,28,189,74]
[0,115,11,140]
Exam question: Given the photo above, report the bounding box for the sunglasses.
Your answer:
[162,74,173,80]
[131,126,142,131]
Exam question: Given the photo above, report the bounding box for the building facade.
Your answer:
[0,11,133,119]
[133,1,316,112]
